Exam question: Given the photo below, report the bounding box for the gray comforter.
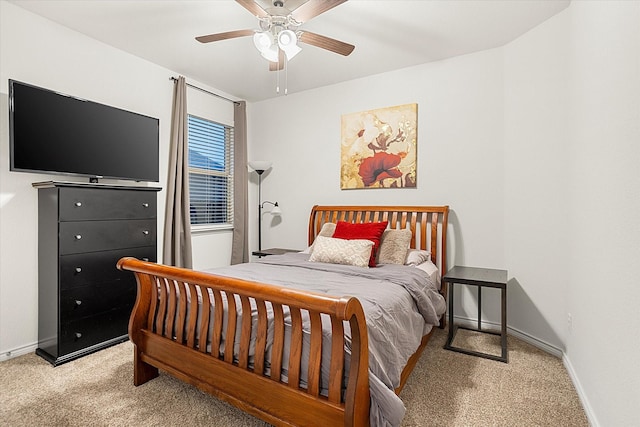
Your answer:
[205,253,446,426]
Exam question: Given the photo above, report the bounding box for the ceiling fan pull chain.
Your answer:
[285,58,288,95]
[276,58,280,93]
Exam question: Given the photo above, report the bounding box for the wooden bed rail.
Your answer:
[117,257,370,427]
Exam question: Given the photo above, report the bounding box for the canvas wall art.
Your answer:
[340,103,417,189]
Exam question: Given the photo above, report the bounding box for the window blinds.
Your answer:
[187,115,234,226]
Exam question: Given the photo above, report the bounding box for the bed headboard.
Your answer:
[308,205,449,277]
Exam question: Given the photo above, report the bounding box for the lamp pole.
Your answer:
[256,169,264,251]
[248,161,274,255]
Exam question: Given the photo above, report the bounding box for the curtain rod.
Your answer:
[170,76,240,105]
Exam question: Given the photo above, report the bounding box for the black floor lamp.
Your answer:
[249,161,281,252]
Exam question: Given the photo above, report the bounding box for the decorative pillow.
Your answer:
[405,249,432,266]
[308,236,373,268]
[377,228,412,264]
[303,222,337,254]
[332,221,388,267]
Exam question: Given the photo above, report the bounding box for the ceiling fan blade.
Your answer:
[299,31,355,56]
[236,0,269,18]
[196,29,254,44]
[269,50,285,71]
[291,0,347,23]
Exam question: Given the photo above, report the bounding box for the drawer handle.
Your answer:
[142,203,149,208]
[75,332,82,340]
[75,202,82,207]
[142,230,149,235]
[74,300,82,307]
[74,235,82,240]
[75,267,82,274]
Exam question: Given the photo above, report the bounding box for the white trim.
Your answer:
[191,223,233,233]
[506,324,563,358]
[452,315,563,357]
[0,342,37,362]
[563,353,599,427]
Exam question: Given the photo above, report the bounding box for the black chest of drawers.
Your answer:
[34,181,161,365]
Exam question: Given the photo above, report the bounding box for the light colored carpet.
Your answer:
[0,328,588,426]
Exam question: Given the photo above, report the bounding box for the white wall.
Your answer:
[0,1,233,357]
[249,49,506,264]
[506,2,640,424]
[565,2,640,425]
[503,0,571,351]
[249,2,640,426]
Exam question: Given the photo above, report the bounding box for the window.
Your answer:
[187,115,234,227]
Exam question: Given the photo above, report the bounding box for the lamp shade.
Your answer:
[278,29,301,60]
[270,204,282,216]
[261,44,280,63]
[248,161,272,173]
[253,31,279,62]
[253,31,272,50]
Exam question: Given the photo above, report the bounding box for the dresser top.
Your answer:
[32,181,161,192]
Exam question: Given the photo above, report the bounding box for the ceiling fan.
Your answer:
[196,0,355,71]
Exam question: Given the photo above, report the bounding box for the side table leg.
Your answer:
[501,285,508,361]
[446,282,455,347]
[477,285,482,331]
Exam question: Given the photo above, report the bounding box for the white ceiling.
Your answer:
[10,0,571,102]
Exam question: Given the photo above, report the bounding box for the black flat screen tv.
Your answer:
[9,79,159,182]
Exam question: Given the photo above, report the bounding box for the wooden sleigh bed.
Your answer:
[117,205,449,426]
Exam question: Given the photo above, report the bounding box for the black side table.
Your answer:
[252,248,300,258]
[443,266,509,363]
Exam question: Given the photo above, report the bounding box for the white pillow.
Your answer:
[414,259,441,289]
[377,228,412,265]
[405,249,431,266]
[309,236,373,268]
[302,222,337,254]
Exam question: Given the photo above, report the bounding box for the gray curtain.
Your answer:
[163,76,193,268]
[231,101,249,264]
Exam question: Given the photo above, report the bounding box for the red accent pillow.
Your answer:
[332,221,388,267]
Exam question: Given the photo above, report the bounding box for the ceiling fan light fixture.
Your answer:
[253,31,279,62]
[277,29,295,46]
[277,29,301,60]
[253,31,272,50]
[261,44,280,62]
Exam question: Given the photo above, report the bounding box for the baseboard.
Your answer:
[452,315,563,357]
[505,324,563,358]
[562,353,599,427]
[0,342,38,362]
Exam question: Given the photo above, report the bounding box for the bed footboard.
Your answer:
[117,257,370,427]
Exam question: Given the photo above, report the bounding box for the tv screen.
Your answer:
[9,80,159,182]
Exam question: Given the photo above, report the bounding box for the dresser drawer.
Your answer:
[59,246,156,290]
[59,187,157,221]
[59,307,131,356]
[61,280,136,322]
[59,219,156,255]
